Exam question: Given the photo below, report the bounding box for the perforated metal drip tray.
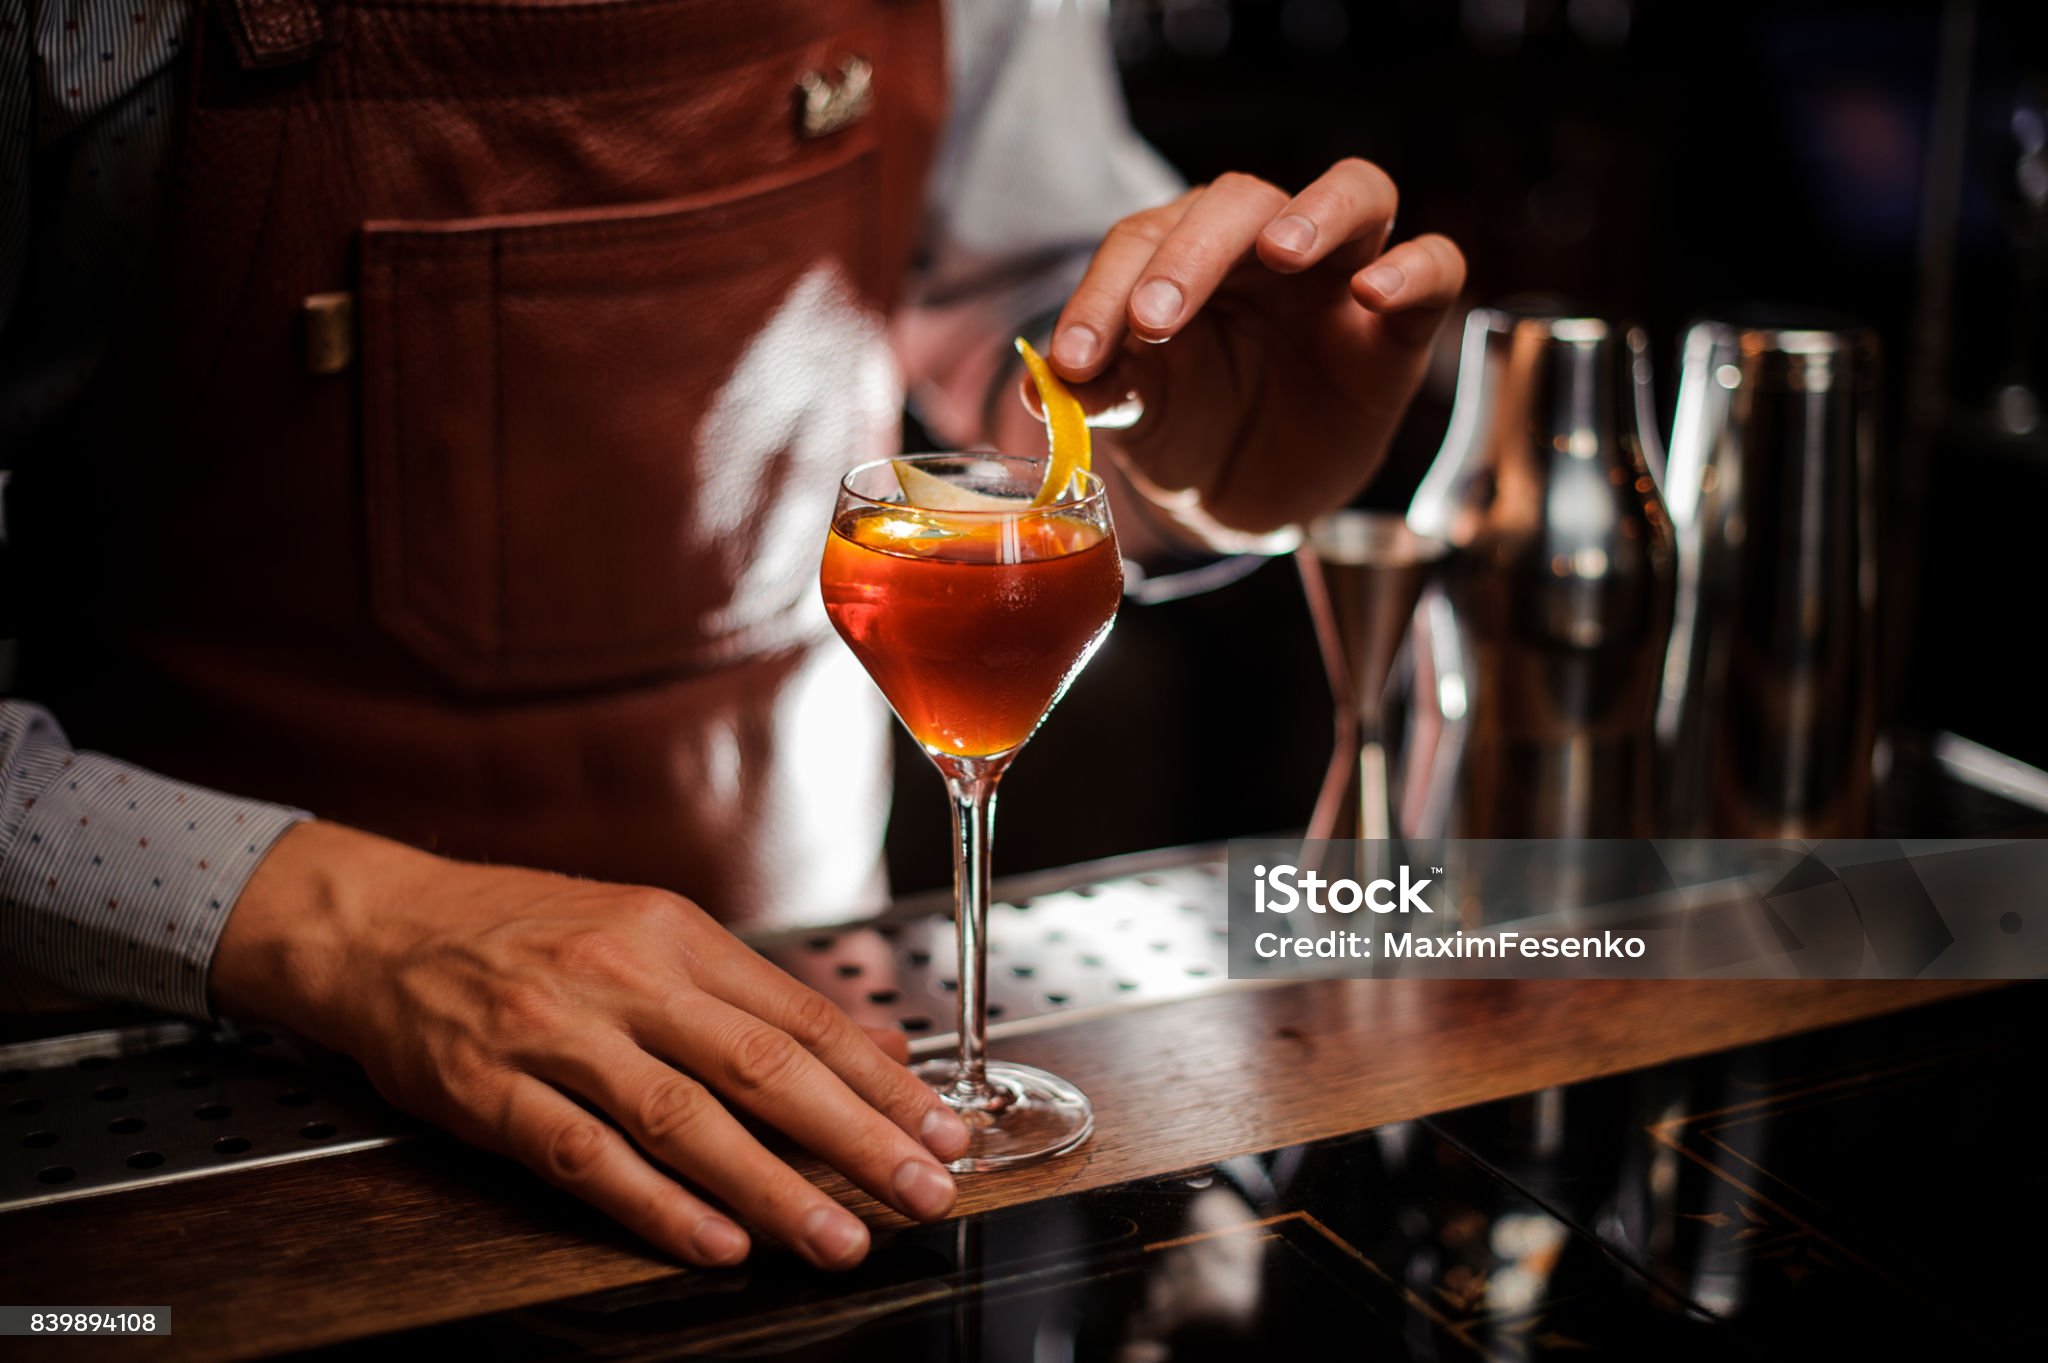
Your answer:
[0,845,1232,1214]
[0,1020,420,1213]
[751,847,1233,1048]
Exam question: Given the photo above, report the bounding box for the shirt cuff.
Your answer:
[0,749,306,1020]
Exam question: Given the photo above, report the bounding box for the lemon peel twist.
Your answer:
[1015,337,1091,506]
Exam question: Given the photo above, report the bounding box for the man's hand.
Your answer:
[212,822,968,1271]
[1042,159,1466,534]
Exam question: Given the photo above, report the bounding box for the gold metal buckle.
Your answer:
[797,55,874,139]
[302,292,355,376]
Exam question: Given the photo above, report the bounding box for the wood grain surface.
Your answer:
[0,977,1996,1360]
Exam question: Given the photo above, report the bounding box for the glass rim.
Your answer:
[838,452,1110,517]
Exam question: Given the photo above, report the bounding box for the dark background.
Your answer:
[885,0,2048,894]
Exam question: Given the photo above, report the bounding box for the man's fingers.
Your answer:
[1255,157,1399,275]
[639,990,961,1224]
[1049,191,1196,382]
[1351,233,1468,326]
[1016,364,1149,429]
[861,1023,911,1064]
[1049,164,1440,391]
[695,946,970,1163]
[534,1038,883,1272]
[1120,173,1290,343]
[481,1072,753,1269]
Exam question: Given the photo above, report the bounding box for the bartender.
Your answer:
[0,0,1462,1271]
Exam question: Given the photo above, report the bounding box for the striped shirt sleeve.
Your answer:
[0,699,307,1020]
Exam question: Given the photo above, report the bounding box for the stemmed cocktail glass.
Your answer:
[820,453,1119,1170]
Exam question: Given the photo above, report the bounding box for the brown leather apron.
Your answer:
[11,0,945,925]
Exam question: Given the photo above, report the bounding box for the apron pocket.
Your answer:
[359,149,890,695]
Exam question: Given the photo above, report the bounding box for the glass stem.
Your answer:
[941,758,1004,1106]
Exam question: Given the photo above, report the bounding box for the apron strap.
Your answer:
[214,0,327,70]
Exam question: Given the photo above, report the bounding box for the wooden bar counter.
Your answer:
[0,970,2003,1360]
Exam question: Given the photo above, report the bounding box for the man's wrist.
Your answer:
[209,820,441,1038]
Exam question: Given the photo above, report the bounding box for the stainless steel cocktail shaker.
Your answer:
[1406,302,1676,837]
[1658,315,1880,837]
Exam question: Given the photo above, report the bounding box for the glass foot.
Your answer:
[912,1058,1094,1172]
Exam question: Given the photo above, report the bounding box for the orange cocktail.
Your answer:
[819,445,1117,1172]
[820,508,1121,758]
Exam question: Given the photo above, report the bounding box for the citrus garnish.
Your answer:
[1015,337,1090,506]
[878,462,1009,554]
[891,459,1021,513]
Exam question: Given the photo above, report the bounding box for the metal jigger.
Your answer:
[1299,512,1448,882]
